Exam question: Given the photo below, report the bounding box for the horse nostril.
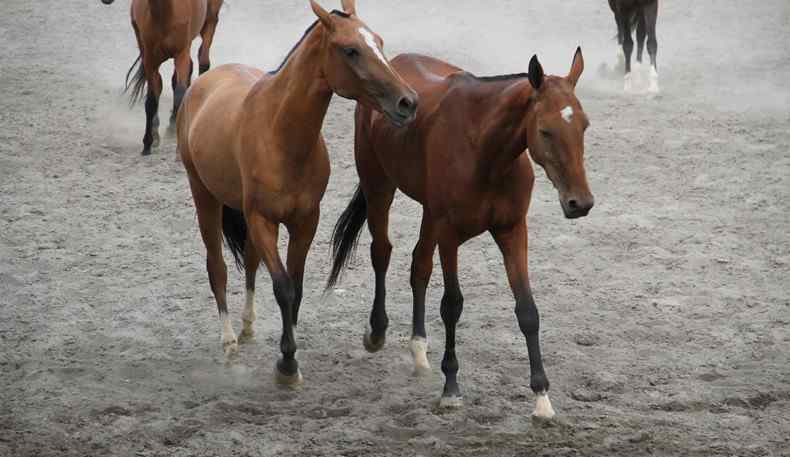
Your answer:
[398,96,416,114]
[568,199,579,210]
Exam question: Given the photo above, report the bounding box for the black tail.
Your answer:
[222,205,247,271]
[124,53,146,106]
[327,186,367,289]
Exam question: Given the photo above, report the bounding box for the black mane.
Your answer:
[268,10,351,75]
[473,73,530,82]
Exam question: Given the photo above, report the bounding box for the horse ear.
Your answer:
[310,0,335,31]
[528,55,544,91]
[341,0,356,15]
[568,46,584,87]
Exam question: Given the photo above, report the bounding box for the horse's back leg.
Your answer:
[644,0,660,93]
[635,9,647,64]
[437,235,463,407]
[169,50,192,127]
[142,57,163,155]
[186,171,237,356]
[616,9,635,91]
[239,239,261,342]
[491,221,554,419]
[198,10,219,74]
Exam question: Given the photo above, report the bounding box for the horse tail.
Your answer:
[327,185,367,289]
[123,53,146,106]
[222,205,247,271]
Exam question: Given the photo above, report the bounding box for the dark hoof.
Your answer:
[274,360,303,388]
[141,148,152,156]
[362,330,386,353]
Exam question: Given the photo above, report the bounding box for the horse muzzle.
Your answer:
[561,194,594,219]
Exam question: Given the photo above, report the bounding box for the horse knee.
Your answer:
[371,239,392,271]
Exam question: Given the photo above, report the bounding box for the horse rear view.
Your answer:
[101,0,223,155]
[609,0,659,93]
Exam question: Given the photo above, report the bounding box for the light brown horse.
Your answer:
[101,0,223,155]
[328,49,593,416]
[177,0,417,385]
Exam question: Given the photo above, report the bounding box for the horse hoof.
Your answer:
[141,148,152,156]
[410,337,431,376]
[238,327,255,343]
[223,339,239,357]
[362,330,386,353]
[274,366,303,388]
[439,395,463,409]
[531,392,556,419]
[623,73,634,93]
[152,134,160,149]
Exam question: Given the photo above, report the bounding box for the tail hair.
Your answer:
[221,205,247,271]
[326,186,367,289]
[124,53,146,106]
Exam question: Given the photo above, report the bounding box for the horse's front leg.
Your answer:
[286,210,319,327]
[491,221,555,419]
[437,237,464,408]
[246,211,302,386]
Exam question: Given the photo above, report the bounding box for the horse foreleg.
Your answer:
[246,211,302,386]
[285,210,319,328]
[408,210,439,376]
[437,237,463,408]
[491,221,554,419]
[616,11,635,92]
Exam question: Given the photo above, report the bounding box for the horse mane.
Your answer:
[473,73,529,82]
[268,10,351,75]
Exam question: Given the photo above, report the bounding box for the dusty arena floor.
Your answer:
[1,1,789,456]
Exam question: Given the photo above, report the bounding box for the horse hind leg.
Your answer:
[142,61,163,155]
[198,14,219,74]
[187,174,238,357]
[169,51,192,130]
[644,1,660,93]
[239,241,261,342]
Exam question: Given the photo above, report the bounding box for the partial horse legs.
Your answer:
[615,0,659,93]
[492,222,554,418]
[361,186,395,353]
[186,172,238,356]
[644,0,659,93]
[437,238,463,407]
[239,241,261,342]
[409,211,439,375]
[142,61,163,155]
[198,14,219,75]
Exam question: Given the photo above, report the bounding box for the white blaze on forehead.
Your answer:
[560,105,574,124]
[358,27,390,68]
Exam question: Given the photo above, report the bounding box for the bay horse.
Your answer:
[176,0,417,386]
[327,49,593,417]
[609,0,659,92]
[101,0,223,155]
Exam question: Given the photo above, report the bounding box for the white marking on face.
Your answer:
[561,106,574,124]
[358,27,390,68]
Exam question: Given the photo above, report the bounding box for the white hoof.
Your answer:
[532,392,556,419]
[648,66,660,93]
[221,313,238,356]
[410,337,431,376]
[274,367,303,387]
[623,73,634,93]
[439,395,463,409]
[223,338,238,357]
[238,322,255,343]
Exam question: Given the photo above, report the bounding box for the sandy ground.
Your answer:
[2,1,789,456]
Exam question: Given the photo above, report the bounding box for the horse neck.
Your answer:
[264,24,333,160]
[476,79,533,182]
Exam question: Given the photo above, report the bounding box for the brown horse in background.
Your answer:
[177,0,417,385]
[328,49,593,416]
[101,0,223,155]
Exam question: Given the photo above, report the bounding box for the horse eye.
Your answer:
[343,47,359,59]
[540,129,553,139]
